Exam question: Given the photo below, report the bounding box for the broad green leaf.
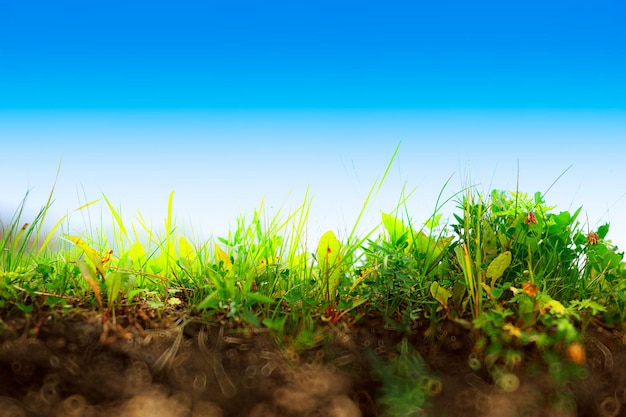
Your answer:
[424,214,442,229]
[382,212,412,250]
[316,230,341,269]
[246,292,276,304]
[262,316,287,332]
[214,244,233,272]
[486,251,512,287]
[481,222,498,258]
[195,291,219,310]
[129,241,146,262]
[417,234,453,270]
[242,309,261,327]
[546,299,566,315]
[598,223,610,239]
[382,212,403,240]
[553,211,571,226]
[430,281,450,308]
[316,230,342,302]
[178,237,196,259]
[454,246,470,283]
[490,287,504,299]
[105,271,123,306]
[452,280,467,309]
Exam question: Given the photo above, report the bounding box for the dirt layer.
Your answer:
[1,313,625,417]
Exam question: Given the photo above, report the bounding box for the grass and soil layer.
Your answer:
[1,165,625,416]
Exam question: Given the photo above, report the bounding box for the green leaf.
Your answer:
[262,316,287,332]
[195,291,220,310]
[167,297,181,306]
[316,230,342,302]
[481,222,498,258]
[214,244,233,272]
[597,223,610,239]
[178,237,196,259]
[246,292,276,304]
[546,300,566,315]
[382,212,411,249]
[242,309,261,327]
[317,230,341,268]
[490,287,504,299]
[147,299,164,309]
[415,233,452,267]
[486,251,512,287]
[570,299,606,315]
[452,280,467,308]
[553,211,571,226]
[430,281,450,308]
[129,241,146,262]
[105,271,123,307]
[17,303,33,313]
[424,214,442,229]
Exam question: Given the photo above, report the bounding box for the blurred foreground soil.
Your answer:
[1,313,625,417]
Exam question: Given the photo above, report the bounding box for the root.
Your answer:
[153,330,183,373]
[198,326,237,399]
[591,337,614,375]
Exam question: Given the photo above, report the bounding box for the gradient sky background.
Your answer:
[1,0,625,250]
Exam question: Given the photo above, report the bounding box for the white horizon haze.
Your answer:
[1,110,625,253]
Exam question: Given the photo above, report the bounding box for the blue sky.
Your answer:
[2,0,624,109]
[1,1,625,249]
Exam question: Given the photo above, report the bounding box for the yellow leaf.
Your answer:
[77,260,103,311]
[316,230,342,302]
[502,323,522,338]
[430,281,450,308]
[168,297,182,306]
[214,244,233,271]
[178,237,196,259]
[546,300,566,315]
[129,241,146,262]
[101,249,113,270]
[65,234,99,264]
[65,234,111,278]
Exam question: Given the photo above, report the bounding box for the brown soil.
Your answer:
[1,311,625,417]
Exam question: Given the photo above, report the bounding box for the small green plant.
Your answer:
[361,210,453,331]
[368,337,441,416]
[358,180,459,332]
[315,229,343,322]
[471,283,585,372]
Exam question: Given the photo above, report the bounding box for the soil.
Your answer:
[0,309,625,417]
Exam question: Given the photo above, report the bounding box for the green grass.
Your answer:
[2,150,625,380]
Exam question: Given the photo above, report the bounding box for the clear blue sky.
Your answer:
[1,1,625,250]
[2,0,624,109]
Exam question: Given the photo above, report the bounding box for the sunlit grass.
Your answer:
[1,149,625,377]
